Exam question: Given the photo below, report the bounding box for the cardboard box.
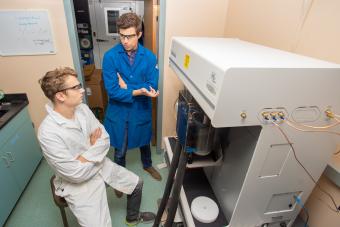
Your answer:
[85,69,108,111]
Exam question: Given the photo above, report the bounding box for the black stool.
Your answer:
[50,175,69,227]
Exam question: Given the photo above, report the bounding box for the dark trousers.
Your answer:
[114,123,152,168]
[126,178,143,221]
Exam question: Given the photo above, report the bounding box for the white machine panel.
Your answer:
[169,37,340,227]
[169,37,340,127]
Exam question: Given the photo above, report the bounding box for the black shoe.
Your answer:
[144,166,162,181]
[125,212,156,226]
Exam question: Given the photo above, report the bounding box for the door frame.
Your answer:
[63,0,87,104]
[156,0,165,153]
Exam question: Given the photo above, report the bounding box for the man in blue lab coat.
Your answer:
[102,13,162,195]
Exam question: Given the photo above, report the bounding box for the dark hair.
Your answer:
[116,12,142,34]
[39,67,77,102]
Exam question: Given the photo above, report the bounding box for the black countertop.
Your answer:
[0,93,29,130]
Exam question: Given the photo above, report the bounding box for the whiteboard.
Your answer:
[0,10,56,56]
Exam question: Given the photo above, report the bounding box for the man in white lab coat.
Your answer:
[37,67,155,227]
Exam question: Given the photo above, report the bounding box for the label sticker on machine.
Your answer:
[184,54,190,69]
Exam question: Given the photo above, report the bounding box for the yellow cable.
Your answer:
[285,120,340,136]
[287,118,340,129]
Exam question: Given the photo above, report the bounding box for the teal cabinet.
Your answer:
[0,154,21,225]
[0,107,42,226]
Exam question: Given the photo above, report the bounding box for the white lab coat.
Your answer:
[38,103,139,227]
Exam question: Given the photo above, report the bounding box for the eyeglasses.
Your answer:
[58,83,82,92]
[119,33,137,40]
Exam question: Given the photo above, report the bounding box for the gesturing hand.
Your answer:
[90,127,102,145]
[140,86,160,98]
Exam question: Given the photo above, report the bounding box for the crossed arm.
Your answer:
[38,106,110,184]
[76,127,103,163]
[76,105,110,163]
[102,52,160,102]
[39,133,104,184]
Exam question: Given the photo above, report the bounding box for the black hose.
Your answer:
[164,149,188,227]
[153,140,182,227]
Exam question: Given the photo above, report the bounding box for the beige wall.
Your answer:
[224,0,340,226]
[161,0,229,138]
[224,0,340,62]
[0,0,74,130]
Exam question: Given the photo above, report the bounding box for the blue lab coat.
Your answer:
[102,43,159,150]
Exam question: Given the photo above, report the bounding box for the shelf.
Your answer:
[164,136,223,169]
[163,137,228,227]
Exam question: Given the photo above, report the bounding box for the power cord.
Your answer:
[273,121,340,214]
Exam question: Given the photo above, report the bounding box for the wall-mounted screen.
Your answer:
[104,7,131,36]
[106,9,119,35]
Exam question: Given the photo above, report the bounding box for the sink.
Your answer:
[0,109,9,118]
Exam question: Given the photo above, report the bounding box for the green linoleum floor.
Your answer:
[4,147,168,227]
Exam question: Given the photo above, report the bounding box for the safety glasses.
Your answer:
[58,83,82,92]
